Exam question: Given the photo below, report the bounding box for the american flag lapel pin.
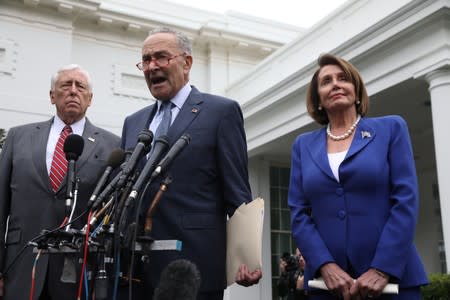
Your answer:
[191,108,198,113]
[361,131,371,139]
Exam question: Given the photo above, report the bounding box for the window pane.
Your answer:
[270,166,279,186]
[271,209,280,230]
[272,255,280,277]
[280,167,290,185]
[280,188,289,209]
[270,187,279,209]
[272,278,280,299]
[281,209,291,231]
[280,232,292,253]
[271,233,280,254]
[270,166,292,300]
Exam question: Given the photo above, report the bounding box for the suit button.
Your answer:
[338,210,346,219]
[336,188,344,196]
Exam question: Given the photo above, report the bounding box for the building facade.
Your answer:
[1,0,449,299]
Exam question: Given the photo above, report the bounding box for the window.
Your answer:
[270,166,295,299]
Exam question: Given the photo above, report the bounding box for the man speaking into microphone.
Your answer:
[0,64,120,300]
[120,27,261,300]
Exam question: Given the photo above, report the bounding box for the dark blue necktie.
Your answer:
[154,101,172,139]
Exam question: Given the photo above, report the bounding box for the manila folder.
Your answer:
[226,197,264,286]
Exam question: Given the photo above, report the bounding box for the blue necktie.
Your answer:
[154,101,172,139]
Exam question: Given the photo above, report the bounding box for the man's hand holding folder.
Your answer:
[226,197,264,286]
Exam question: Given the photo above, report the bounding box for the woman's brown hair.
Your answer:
[306,54,369,125]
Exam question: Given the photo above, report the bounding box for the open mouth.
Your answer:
[151,76,167,85]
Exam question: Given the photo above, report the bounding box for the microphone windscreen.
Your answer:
[64,134,84,161]
[153,259,201,300]
[107,148,126,168]
[137,129,153,146]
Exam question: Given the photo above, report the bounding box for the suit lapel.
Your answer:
[77,119,98,171]
[32,119,53,192]
[346,118,376,160]
[306,129,336,181]
[306,118,375,181]
[167,87,203,144]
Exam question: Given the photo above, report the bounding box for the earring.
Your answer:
[318,105,322,111]
[356,100,361,105]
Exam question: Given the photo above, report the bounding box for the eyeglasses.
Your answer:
[136,52,185,71]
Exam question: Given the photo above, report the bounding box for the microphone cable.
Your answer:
[66,178,80,231]
[28,249,42,300]
[2,210,88,279]
[76,210,92,300]
[27,212,75,300]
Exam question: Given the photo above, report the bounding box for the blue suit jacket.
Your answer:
[120,86,252,292]
[288,115,428,289]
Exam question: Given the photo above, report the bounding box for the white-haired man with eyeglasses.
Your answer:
[120,27,262,300]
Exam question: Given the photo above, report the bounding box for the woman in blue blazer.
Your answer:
[288,54,428,299]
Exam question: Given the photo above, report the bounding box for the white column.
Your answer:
[425,68,450,272]
[206,44,229,95]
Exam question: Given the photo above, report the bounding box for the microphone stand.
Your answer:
[143,176,172,235]
[94,248,108,300]
[66,178,80,232]
[125,174,172,300]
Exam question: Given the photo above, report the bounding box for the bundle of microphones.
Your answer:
[26,129,190,299]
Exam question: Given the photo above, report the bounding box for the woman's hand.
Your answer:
[320,263,354,300]
[351,268,389,299]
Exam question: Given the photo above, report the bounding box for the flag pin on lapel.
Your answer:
[361,131,371,139]
[88,137,95,142]
[191,108,198,113]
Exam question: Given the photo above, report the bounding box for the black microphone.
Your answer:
[120,136,170,231]
[87,149,125,209]
[63,134,84,216]
[151,134,190,179]
[90,148,138,211]
[91,170,122,211]
[130,135,170,197]
[153,259,201,300]
[116,129,153,189]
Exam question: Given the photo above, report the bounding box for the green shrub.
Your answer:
[421,273,450,300]
[0,128,5,149]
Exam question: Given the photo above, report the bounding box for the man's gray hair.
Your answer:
[148,27,192,55]
[50,64,92,92]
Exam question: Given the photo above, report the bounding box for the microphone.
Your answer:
[119,136,170,233]
[153,259,201,300]
[90,170,121,211]
[87,149,126,209]
[64,134,84,161]
[151,134,190,179]
[129,135,170,198]
[63,134,84,216]
[90,148,139,211]
[116,129,153,189]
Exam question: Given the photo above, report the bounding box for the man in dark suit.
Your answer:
[120,27,262,300]
[0,64,120,299]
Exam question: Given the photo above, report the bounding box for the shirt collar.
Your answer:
[156,83,192,112]
[53,115,86,136]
